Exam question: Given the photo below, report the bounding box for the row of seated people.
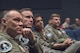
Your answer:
[1,8,80,53]
[62,17,80,30]
[33,13,80,53]
[64,28,80,41]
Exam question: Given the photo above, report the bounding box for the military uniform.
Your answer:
[45,24,77,44]
[45,24,69,42]
[0,31,29,53]
[44,24,80,53]
[45,24,73,50]
[33,31,65,53]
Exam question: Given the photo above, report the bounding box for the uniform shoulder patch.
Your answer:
[0,41,12,52]
[47,33,53,37]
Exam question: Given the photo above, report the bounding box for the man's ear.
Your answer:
[1,18,7,26]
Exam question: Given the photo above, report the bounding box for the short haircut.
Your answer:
[0,9,22,22]
[50,13,60,19]
[20,8,32,12]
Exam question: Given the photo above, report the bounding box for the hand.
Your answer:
[22,28,35,41]
[67,38,73,44]
[63,38,73,45]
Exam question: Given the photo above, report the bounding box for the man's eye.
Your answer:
[25,16,33,18]
[13,18,20,22]
[36,20,39,23]
[41,20,43,21]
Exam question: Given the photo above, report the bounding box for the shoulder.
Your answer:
[45,24,50,28]
[0,32,13,53]
[45,25,53,31]
[62,22,67,25]
[0,33,7,41]
[45,24,52,29]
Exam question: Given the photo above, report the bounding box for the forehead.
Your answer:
[8,11,23,19]
[75,18,79,21]
[66,18,70,20]
[52,17,60,19]
[21,11,33,16]
[35,16,42,20]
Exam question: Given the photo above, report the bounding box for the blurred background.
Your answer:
[0,0,80,25]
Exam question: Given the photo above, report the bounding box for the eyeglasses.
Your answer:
[25,16,34,18]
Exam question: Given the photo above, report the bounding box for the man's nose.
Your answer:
[19,21,23,27]
[40,21,43,24]
[30,18,33,22]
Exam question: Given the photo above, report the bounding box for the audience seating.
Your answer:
[73,28,80,41]
[64,29,77,40]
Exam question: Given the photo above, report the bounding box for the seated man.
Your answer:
[45,13,78,50]
[20,8,39,53]
[0,9,37,53]
[0,9,29,53]
[62,17,70,29]
[69,18,80,30]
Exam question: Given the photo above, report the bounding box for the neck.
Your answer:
[1,26,7,33]
[51,25,57,29]
[35,27,44,32]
